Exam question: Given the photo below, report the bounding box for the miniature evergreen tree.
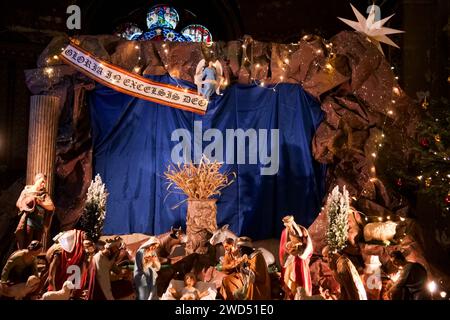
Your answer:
[326,185,350,253]
[80,174,109,242]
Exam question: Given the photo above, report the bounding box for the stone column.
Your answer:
[26,95,61,195]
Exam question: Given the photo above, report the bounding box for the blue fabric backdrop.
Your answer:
[89,75,326,240]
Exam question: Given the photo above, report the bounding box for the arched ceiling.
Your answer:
[0,0,403,43]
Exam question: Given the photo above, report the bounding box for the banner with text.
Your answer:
[60,43,208,114]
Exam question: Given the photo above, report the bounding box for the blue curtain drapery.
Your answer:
[90,75,326,240]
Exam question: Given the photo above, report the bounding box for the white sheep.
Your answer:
[41,281,74,300]
[363,221,397,243]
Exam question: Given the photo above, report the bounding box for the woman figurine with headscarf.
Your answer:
[200,61,217,100]
[279,215,313,299]
[134,237,161,300]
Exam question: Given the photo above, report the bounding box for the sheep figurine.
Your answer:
[363,221,397,243]
[41,281,74,300]
[0,275,40,300]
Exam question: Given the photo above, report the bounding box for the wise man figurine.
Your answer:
[279,215,313,299]
[15,173,55,250]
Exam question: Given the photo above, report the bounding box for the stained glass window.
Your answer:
[116,4,212,43]
[133,28,189,42]
[181,24,213,42]
[146,5,179,30]
[181,24,212,42]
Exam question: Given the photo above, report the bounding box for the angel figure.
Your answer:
[194,59,224,100]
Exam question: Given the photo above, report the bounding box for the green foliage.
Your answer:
[80,174,108,242]
[380,97,450,213]
[326,185,350,253]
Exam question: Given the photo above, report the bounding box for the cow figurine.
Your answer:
[156,227,188,264]
[363,221,397,244]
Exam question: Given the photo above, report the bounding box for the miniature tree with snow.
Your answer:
[325,185,350,253]
[80,174,109,242]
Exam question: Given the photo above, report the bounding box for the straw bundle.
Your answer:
[164,156,236,200]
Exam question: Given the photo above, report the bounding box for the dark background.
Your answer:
[0,0,448,190]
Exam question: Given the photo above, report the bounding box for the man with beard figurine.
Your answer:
[15,173,55,250]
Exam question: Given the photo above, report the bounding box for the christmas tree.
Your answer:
[380,96,450,213]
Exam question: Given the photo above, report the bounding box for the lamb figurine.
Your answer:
[41,280,74,300]
[363,221,397,243]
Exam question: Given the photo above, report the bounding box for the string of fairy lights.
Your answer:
[42,36,448,216]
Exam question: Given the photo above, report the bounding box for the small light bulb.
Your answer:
[428,281,437,293]
[53,55,59,60]
[44,67,54,77]
[279,76,284,80]
[164,49,168,54]
[440,291,447,298]
[284,58,289,64]
[388,110,394,115]
[393,87,400,95]
[378,217,383,221]
[260,82,265,87]
[371,153,377,158]
[135,45,139,49]
[256,63,260,68]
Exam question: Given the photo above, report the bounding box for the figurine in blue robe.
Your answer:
[200,61,217,99]
[133,237,161,300]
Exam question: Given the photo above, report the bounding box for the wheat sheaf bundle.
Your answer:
[165,156,236,200]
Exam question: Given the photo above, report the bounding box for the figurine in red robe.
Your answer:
[279,215,313,299]
[45,230,89,294]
